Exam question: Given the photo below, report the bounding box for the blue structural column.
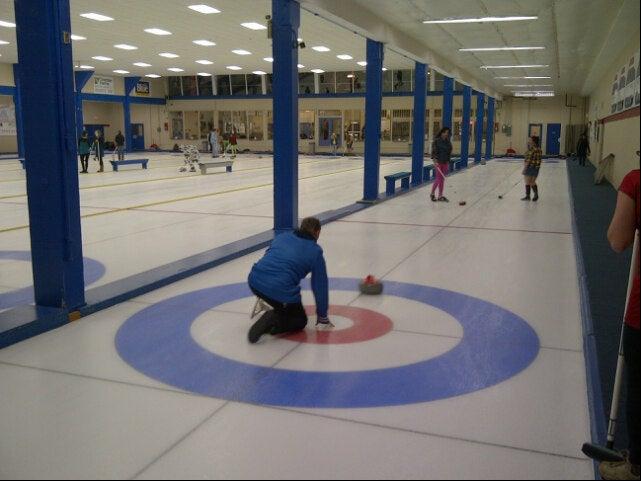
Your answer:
[363,39,384,201]
[14,0,85,309]
[124,76,141,151]
[411,62,427,186]
[272,0,300,231]
[442,76,454,130]
[474,92,486,163]
[74,70,93,136]
[12,64,25,158]
[460,86,472,166]
[485,97,496,160]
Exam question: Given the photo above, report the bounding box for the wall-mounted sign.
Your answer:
[94,76,114,95]
[135,81,151,96]
[0,104,16,136]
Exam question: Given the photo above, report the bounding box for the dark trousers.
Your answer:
[625,325,640,465]
[79,154,89,172]
[578,154,587,166]
[250,286,308,334]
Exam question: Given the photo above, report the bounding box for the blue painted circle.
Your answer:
[0,250,106,309]
[116,278,540,408]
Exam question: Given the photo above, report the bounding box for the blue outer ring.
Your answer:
[115,278,540,408]
[0,250,106,309]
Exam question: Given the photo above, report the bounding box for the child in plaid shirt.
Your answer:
[522,136,543,201]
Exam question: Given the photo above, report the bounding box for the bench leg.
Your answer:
[113,165,118,172]
[142,162,148,169]
[401,177,410,190]
[226,165,232,173]
[385,181,395,197]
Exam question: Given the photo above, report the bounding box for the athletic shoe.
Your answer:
[599,457,640,481]
[521,196,531,201]
[248,311,277,344]
[316,317,335,329]
[430,194,437,202]
[438,196,449,203]
[532,195,539,202]
[250,297,272,319]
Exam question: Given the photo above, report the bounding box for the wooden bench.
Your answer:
[198,160,233,175]
[423,165,434,181]
[110,159,149,171]
[384,172,411,196]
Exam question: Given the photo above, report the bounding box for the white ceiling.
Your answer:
[0,0,638,96]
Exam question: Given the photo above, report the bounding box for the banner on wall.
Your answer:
[611,51,640,114]
[94,76,114,95]
[0,104,17,136]
[135,81,151,96]
[635,51,640,107]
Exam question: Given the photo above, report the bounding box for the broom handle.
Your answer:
[607,229,639,448]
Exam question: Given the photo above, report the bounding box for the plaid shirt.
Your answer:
[525,148,542,168]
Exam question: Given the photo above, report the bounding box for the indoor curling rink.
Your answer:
[0,154,594,479]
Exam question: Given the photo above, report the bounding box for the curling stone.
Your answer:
[359,275,383,295]
[459,201,467,206]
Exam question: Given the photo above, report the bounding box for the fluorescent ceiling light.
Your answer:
[226,65,242,70]
[168,67,184,72]
[241,22,267,30]
[460,46,545,52]
[114,44,138,50]
[133,62,152,67]
[92,56,113,61]
[196,59,213,65]
[80,13,114,22]
[146,74,161,78]
[311,69,325,74]
[79,65,95,70]
[312,46,330,52]
[504,84,553,87]
[0,20,16,28]
[481,65,549,69]
[0,40,9,45]
[159,52,179,58]
[357,61,367,66]
[382,67,388,71]
[197,72,212,76]
[495,76,552,79]
[424,16,538,24]
[70,35,86,41]
[263,57,274,62]
[297,38,303,42]
[113,70,130,74]
[298,64,305,69]
[252,70,267,75]
[347,74,355,78]
[337,54,353,60]
[145,28,172,36]
[232,49,251,55]
[514,91,555,97]
[193,39,216,46]
[188,4,221,14]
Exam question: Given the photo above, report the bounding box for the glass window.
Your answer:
[344,110,364,141]
[454,109,463,118]
[425,110,431,140]
[453,121,462,141]
[434,109,442,119]
[266,75,273,94]
[299,73,315,94]
[433,120,441,135]
[383,70,393,92]
[184,111,199,140]
[198,76,213,96]
[394,69,412,92]
[217,75,231,96]
[319,72,336,94]
[231,111,247,138]
[182,76,198,96]
[392,109,411,142]
[168,77,182,96]
[230,75,247,95]
[200,111,214,139]
[170,111,184,140]
[299,110,315,140]
[318,110,341,117]
[353,72,365,92]
[218,111,232,135]
[381,109,392,141]
[336,72,352,93]
[267,111,273,140]
[247,74,262,95]
[248,111,264,140]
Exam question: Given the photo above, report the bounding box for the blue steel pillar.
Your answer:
[74,70,93,136]
[272,0,300,231]
[14,0,85,309]
[460,86,472,166]
[474,92,485,163]
[442,76,454,130]
[12,64,25,158]
[363,39,384,201]
[411,62,427,186]
[124,76,141,152]
[485,97,495,160]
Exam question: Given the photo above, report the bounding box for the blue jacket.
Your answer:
[248,230,329,317]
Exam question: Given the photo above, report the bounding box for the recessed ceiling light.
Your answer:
[298,64,305,69]
[504,84,553,87]
[168,67,184,72]
[79,65,95,70]
[297,37,303,42]
[114,44,138,50]
[382,67,388,71]
[92,56,113,61]
[232,49,251,55]
[241,22,267,30]
[226,65,242,70]
[357,61,367,66]
[252,70,267,75]
[311,69,325,74]
[513,91,555,97]
[423,16,538,24]
[113,70,130,74]
[197,72,212,77]
[0,40,9,45]
[347,74,355,78]
[337,54,353,60]
[146,74,161,78]
[134,62,152,67]
[80,13,114,22]
[193,39,216,46]
[159,52,179,58]
[495,76,552,79]
[0,20,16,28]
[312,46,330,52]
[263,57,274,62]
[188,4,221,14]
[145,28,172,36]
[70,35,86,41]
[460,46,546,52]
[481,64,549,69]
[196,59,214,65]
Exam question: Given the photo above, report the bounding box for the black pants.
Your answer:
[578,155,587,166]
[250,286,308,334]
[625,325,640,465]
[80,154,89,172]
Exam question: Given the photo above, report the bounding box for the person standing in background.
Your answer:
[92,130,105,173]
[331,131,338,156]
[431,127,453,202]
[577,132,591,167]
[521,136,542,202]
[209,128,220,158]
[78,130,91,174]
[114,130,125,161]
[229,130,238,159]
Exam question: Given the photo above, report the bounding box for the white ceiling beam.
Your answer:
[298,0,502,99]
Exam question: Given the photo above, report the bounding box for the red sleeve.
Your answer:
[619,170,640,229]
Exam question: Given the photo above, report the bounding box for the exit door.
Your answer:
[318,117,342,147]
[546,123,561,156]
[131,124,145,151]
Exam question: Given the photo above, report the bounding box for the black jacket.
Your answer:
[115,133,125,147]
[577,138,590,156]
[432,137,452,164]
